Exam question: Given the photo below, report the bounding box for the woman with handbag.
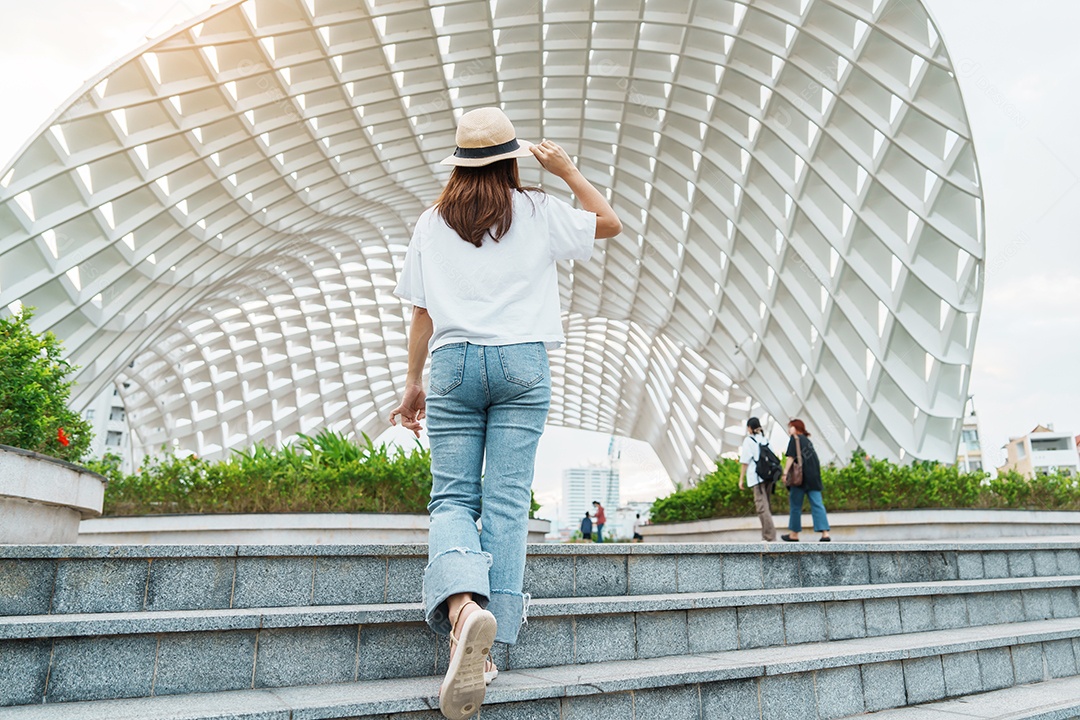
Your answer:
[780,418,832,542]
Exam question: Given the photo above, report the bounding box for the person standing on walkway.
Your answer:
[781,418,832,542]
[592,500,606,543]
[580,511,593,541]
[738,417,777,542]
[388,107,621,720]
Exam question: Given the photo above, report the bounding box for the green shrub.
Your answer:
[986,469,1080,511]
[91,429,543,518]
[650,459,758,523]
[823,454,986,512]
[0,307,92,462]
[97,430,432,515]
[650,451,1080,524]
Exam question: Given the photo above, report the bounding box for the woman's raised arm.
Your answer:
[531,140,622,239]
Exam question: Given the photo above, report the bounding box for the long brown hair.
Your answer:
[435,159,540,247]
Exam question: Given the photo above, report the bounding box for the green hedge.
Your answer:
[88,429,541,518]
[649,452,1080,524]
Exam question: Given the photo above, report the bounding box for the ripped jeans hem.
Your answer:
[424,546,493,573]
[490,588,532,627]
[422,546,494,638]
[486,588,531,645]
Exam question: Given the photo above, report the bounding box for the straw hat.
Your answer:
[440,107,535,167]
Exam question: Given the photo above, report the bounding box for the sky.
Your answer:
[0,0,1077,525]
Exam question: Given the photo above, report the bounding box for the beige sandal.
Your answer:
[439,601,497,720]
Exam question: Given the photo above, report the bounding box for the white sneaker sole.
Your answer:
[439,609,497,720]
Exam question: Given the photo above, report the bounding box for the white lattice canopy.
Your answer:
[0,0,983,482]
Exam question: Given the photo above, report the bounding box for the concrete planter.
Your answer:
[79,512,552,544]
[0,444,106,544]
[640,508,1080,543]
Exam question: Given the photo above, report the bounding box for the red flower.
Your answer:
[57,427,70,447]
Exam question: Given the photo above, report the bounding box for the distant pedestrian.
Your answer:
[781,419,831,542]
[580,512,593,541]
[632,513,644,542]
[592,500,606,542]
[738,417,778,541]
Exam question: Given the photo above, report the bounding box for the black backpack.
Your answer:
[755,439,783,484]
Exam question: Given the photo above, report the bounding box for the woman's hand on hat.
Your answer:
[531,139,577,179]
[533,139,622,238]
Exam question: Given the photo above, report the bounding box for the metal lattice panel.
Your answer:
[0,0,983,482]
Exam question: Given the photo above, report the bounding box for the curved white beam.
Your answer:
[0,0,984,482]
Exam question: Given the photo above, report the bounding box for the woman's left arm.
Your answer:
[388,306,433,437]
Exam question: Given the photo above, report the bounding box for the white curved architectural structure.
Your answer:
[0,0,983,482]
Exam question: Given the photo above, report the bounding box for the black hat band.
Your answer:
[452,138,521,159]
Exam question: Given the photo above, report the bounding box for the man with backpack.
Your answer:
[738,417,780,541]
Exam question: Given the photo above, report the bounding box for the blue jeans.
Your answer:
[788,487,830,532]
[423,342,550,646]
[594,523,604,543]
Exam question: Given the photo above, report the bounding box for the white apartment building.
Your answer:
[562,466,620,531]
[83,384,134,472]
[999,425,1080,478]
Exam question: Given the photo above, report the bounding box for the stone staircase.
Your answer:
[3,541,1080,719]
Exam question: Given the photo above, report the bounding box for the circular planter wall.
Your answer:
[640,509,1080,543]
[0,445,106,544]
[79,513,552,545]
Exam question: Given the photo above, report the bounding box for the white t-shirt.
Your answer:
[740,434,768,487]
[394,190,596,351]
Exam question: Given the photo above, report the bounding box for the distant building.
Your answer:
[957,397,983,473]
[998,425,1080,478]
[84,384,133,472]
[611,501,654,541]
[562,466,620,530]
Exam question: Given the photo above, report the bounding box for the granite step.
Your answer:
[4,541,1080,616]
[3,617,1080,719]
[4,574,1080,705]
[4,575,1078,641]
[835,674,1080,719]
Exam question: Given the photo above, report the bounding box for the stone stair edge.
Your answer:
[5,575,1080,641]
[754,616,1080,675]
[5,538,1080,559]
[833,674,1080,719]
[0,544,430,560]
[5,619,1080,720]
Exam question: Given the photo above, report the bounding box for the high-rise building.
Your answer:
[83,384,133,473]
[562,467,620,530]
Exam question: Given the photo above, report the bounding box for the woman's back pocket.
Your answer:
[430,343,466,395]
[498,343,546,388]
